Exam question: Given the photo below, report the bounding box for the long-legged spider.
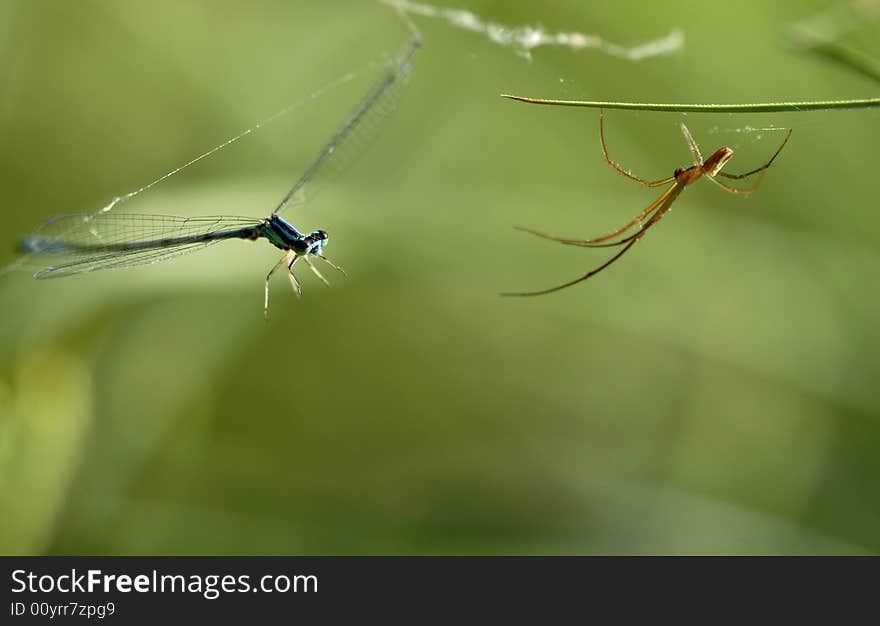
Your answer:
[504,110,792,296]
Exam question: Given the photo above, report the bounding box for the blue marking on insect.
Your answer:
[17,235,65,254]
[261,214,328,256]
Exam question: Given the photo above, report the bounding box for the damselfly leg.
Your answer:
[316,255,346,276]
[287,255,302,299]
[265,253,292,319]
[301,255,330,287]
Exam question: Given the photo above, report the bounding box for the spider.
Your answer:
[504,110,792,296]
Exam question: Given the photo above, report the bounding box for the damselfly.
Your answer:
[17,36,422,318]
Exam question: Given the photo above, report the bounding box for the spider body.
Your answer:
[675,146,734,185]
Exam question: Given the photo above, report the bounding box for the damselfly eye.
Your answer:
[314,230,328,241]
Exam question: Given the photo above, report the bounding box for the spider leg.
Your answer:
[705,172,766,195]
[600,109,675,188]
[717,129,792,180]
[502,238,641,297]
[707,129,792,195]
[503,187,681,297]
[516,182,680,248]
[679,123,703,167]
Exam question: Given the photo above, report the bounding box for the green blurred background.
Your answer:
[1,0,878,554]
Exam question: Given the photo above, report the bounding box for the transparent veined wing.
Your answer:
[18,213,263,278]
[273,37,422,216]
